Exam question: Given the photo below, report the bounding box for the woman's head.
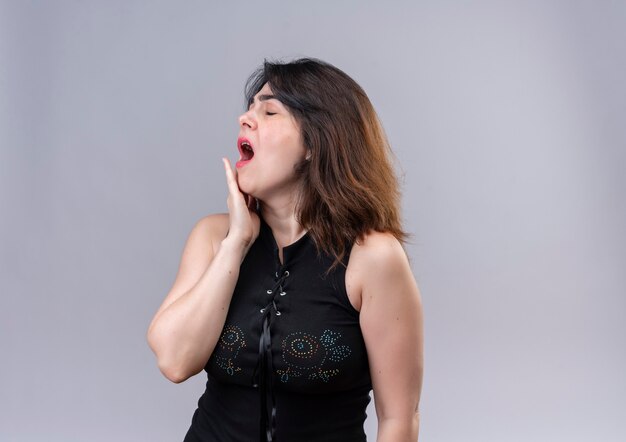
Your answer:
[244,57,407,268]
[236,81,308,202]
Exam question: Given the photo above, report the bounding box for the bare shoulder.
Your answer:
[191,213,230,254]
[349,231,409,282]
[345,231,410,311]
[354,230,407,262]
[178,212,230,280]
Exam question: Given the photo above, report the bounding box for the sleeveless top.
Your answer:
[183,217,372,442]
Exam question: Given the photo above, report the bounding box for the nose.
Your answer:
[238,109,256,129]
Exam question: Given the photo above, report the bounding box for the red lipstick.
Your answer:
[236,137,254,168]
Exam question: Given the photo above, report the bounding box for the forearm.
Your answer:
[376,415,420,442]
[147,236,246,382]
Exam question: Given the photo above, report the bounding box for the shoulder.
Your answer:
[193,212,230,233]
[349,230,408,280]
[188,213,230,256]
[345,231,410,311]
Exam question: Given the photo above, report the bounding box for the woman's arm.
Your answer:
[353,232,424,441]
[146,159,259,383]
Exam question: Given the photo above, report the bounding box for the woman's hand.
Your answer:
[222,158,260,252]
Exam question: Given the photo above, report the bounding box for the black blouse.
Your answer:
[184,217,372,441]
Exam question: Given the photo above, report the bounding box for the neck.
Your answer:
[260,198,307,250]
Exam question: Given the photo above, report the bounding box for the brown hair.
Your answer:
[245,58,407,270]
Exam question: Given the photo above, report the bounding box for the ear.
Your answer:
[305,150,312,161]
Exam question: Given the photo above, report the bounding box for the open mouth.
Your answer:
[236,138,254,168]
[240,140,254,161]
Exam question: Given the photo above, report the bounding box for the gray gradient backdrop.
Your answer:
[1,1,625,441]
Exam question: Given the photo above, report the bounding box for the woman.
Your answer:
[147,58,423,441]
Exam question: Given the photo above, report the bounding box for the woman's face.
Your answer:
[236,82,308,201]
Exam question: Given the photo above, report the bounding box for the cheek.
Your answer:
[284,134,306,160]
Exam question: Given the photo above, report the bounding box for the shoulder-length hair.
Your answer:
[245,57,407,270]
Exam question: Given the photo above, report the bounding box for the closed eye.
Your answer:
[266,112,277,116]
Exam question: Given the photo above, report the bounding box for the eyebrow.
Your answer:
[248,94,280,109]
[257,94,277,102]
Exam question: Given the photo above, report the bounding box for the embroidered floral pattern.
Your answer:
[277,329,351,383]
[212,324,246,375]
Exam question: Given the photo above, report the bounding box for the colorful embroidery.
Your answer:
[277,329,351,383]
[212,324,246,375]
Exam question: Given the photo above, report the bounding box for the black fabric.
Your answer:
[184,217,372,441]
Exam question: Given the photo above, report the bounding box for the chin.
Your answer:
[236,177,254,196]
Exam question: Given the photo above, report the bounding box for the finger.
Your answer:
[233,167,256,209]
[234,166,242,191]
[222,158,239,195]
